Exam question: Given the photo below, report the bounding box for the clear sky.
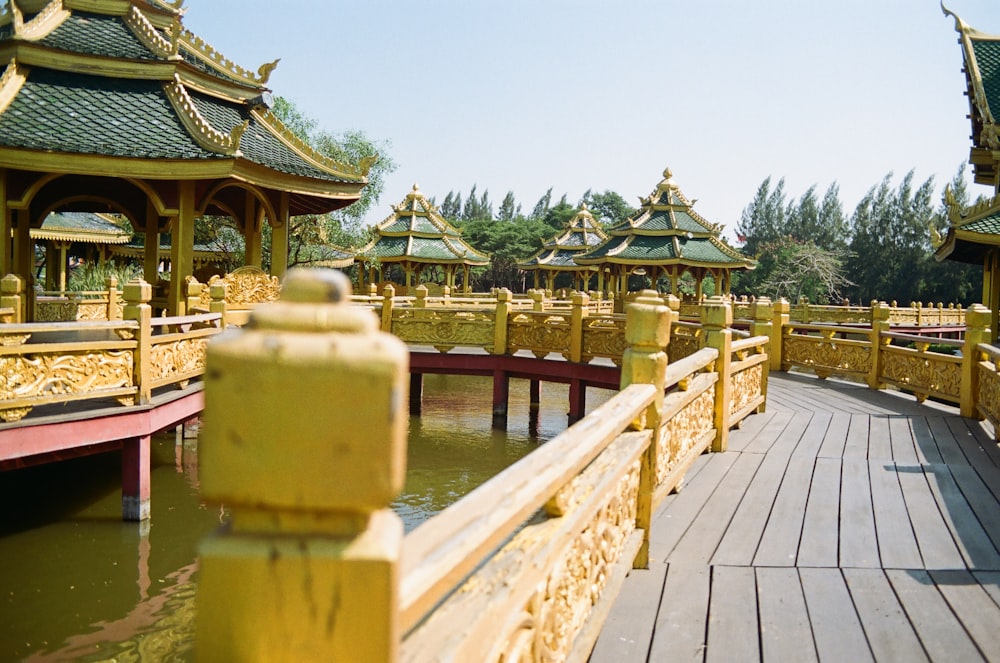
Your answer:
[182,1,1000,238]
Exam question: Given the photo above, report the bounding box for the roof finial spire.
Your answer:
[941,2,966,33]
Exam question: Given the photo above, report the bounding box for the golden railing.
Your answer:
[195,277,770,661]
[0,278,222,422]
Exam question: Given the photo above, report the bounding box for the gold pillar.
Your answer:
[0,170,10,277]
[144,199,160,284]
[984,250,1000,340]
[270,192,290,278]
[243,191,262,268]
[168,181,196,315]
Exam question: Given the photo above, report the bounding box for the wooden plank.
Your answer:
[791,410,831,459]
[885,569,984,662]
[840,456,880,568]
[648,453,738,561]
[648,563,711,663]
[950,466,1000,555]
[927,416,970,466]
[948,417,1000,468]
[931,569,1000,657]
[867,415,893,461]
[753,454,814,566]
[797,457,841,567]
[972,570,1000,607]
[909,416,944,465]
[843,568,928,662]
[588,558,667,662]
[799,567,873,662]
[965,420,1000,467]
[817,412,850,458]
[889,415,919,464]
[706,565,759,663]
[755,566,817,663]
[869,460,923,569]
[725,408,777,453]
[742,409,795,455]
[667,452,764,564]
[897,463,966,569]
[922,464,1000,570]
[842,414,870,459]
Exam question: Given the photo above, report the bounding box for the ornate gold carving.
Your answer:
[730,364,762,415]
[782,334,871,377]
[254,107,366,181]
[178,29,271,84]
[0,405,31,422]
[163,75,246,156]
[881,350,961,400]
[0,332,30,346]
[150,338,207,384]
[0,350,133,401]
[977,361,1000,428]
[508,314,571,359]
[124,6,179,59]
[581,318,628,362]
[659,390,714,483]
[391,310,495,351]
[510,460,641,661]
[201,266,281,307]
[10,0,68,40]
[256,58,280,84]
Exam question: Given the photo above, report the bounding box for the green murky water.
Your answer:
[0,374,612,661]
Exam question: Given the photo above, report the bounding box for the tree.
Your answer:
[754,237,853,303]
[530,188,553,220]
[736,177,787,257]
[581,190,636,226]
[497,191,519,222]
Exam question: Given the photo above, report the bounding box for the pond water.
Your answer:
[0,374,613,661]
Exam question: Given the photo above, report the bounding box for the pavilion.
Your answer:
[356,185,489,294]
[934,6,1000,334]
[33,212,130,290]
[0,0,369,317]
[576,168,755,303]
[518,204,607,293]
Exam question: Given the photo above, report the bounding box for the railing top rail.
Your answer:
[664,347,718,387]
[731,334,769,352]
[0,320,138,334]
[882,331,963,347]
[150,312,222,328]
[400,382,658,629]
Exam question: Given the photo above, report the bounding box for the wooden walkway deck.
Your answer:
[592,371,1000,663]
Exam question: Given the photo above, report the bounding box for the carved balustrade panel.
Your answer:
[391,309,495,352]
[0,349,134,421]
[976,355,1000,428]
[201,266,281,307]
[880,347,962,402]
[508,313,571,359]
[668,326,701,363]
[581,317,627,363]
[781,332,872,378]
[149,337,211,388]
[730,363,763,417]
[658,387,714,485]
[34,299,80,322]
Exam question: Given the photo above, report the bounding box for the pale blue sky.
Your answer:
[183,1,1000,237]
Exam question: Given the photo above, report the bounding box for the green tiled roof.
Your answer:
[39,12,158,60]
[359,186,489,265]
[961,210,1000,234]
[578,168,754,269]
[0,69,216,159]
[971,38,1000,121]
[41,212,129,234]
[520,205,607,271]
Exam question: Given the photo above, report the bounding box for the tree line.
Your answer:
[734,167,982,306]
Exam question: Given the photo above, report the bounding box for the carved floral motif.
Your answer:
[150,339,208,384]
[881,351,961,400]
[0,351,133,402]
[659,389,714,483]
[730,364,763,415]
[782,336,871,376]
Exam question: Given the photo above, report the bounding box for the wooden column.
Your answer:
[243,192,262,268]
[0,169,10,276]
[270,191,290,278]
[409,372,423,415]
[144,199,160,284]
[168,181,195,315]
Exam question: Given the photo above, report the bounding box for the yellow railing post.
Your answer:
[382,284,395,332]
[197,269,409,662]
[962,304,992,419]
[569,290,589,363]
[750,297,772,412]
[771,298,789,371]
[122,278,152,405]
[184,278,202,313]
[1,273,24,322]
[530,289,544,312]
[869,301,891,390]
[494,288,512,355]
[105,274,120,320]
[620,289,670,568]
[209,280,227,325]
[701,296,732,452]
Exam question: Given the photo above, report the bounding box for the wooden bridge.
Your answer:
[592,371,1000,662]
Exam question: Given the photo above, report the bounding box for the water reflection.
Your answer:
[0,374,613,660]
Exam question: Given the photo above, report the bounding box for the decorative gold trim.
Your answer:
[944,4,999,146]
[163,75,245,156]
[10,0,69,40]
[251,107,366,180]
[123,4,178,59]
[0,58,27,116]
[942,184,1000,227]
[178,28,274,86]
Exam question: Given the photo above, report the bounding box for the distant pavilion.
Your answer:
[576,168,755,302]
[357,185,489,294]
[518,204,607,293]
[934,6,1000,334]
[0,0,368,317]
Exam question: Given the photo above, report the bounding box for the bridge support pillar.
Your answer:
[529,379,540,409]
[410,372,423,415]
[568,380,586,423]
[492,369,509,429]
[121,434,151,521]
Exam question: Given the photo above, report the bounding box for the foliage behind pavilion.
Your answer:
[0,0,369,317]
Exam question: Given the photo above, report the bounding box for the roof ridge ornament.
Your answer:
[256,58,279,85]
[940,2,967,34]
[10,0,69,40]
[163,74,245,156]
[124,5,179,58]
[179,28,277,85]
[254,107,371,180]
[0,58,28,117]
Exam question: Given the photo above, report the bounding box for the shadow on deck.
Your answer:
[592,371,1000,662]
